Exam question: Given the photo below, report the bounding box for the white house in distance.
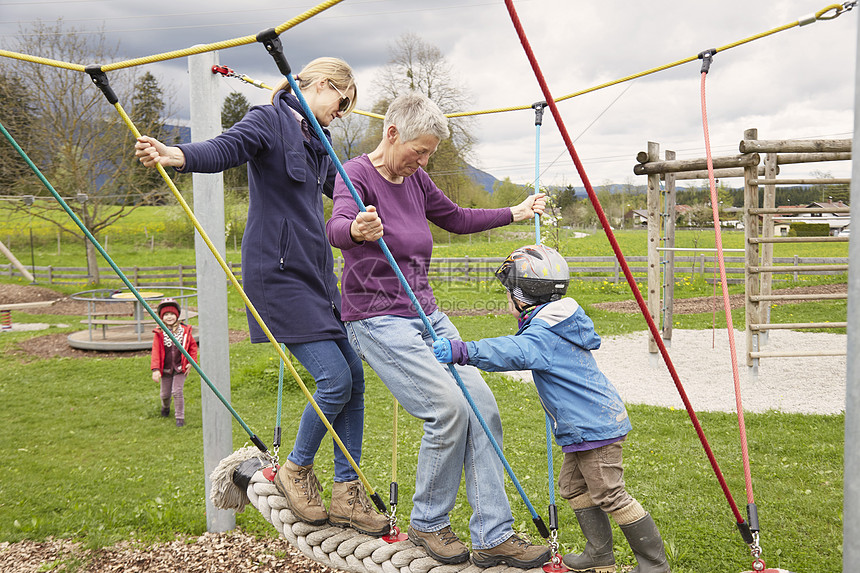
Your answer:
[772,201,850,236]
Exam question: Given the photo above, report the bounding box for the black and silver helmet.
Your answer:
[495,244,569,304]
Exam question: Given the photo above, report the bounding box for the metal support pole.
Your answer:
[843,22,860,573]
[189,50,235,533]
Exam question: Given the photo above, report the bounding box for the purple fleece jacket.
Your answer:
[326,154,513,321]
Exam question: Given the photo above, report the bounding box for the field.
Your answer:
[0,206,848,572]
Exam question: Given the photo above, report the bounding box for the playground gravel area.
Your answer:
[506,328,847,415]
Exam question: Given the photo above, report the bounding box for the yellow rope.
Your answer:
[0,49,86,72]
[214,2,851,120]
[2,1,848,120]
[101,0,346,72]
[112,101,379,498]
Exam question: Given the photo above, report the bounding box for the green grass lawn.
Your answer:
[0,269,846,572]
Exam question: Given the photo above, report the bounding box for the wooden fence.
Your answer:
[1,255,848,286]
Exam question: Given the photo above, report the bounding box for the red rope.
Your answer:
[503,0,745,526]
[700,71,755,505]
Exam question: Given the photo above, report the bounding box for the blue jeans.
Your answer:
[346,310,514,549]
[286,336,365,483]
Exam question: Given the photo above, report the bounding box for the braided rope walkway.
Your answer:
[244,469,545,573]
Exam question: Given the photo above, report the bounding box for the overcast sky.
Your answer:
[1,0,856,187]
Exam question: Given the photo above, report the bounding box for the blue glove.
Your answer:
[432,338,452,363]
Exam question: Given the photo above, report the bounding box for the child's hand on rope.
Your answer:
[510,192,546,222]
[432,338,453,363]
[135,136,186,169]
[432,338,470,365]
[152,370,161,382]
[349,205,384,243]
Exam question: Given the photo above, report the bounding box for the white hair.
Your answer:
[383,91,449,142]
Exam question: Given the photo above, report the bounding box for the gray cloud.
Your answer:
[1,0,854,184]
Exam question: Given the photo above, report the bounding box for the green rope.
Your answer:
[0,119,268,454]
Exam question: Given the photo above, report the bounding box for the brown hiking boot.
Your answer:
[328,480,390,536]
[273,459,328,525]
[408,525,470,564]
[471,534,551,569]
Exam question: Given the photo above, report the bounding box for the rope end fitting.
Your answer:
[533,516,550,539]
[249,434,269,455]
[256,28,291,78]
[736,519,755,545]
[532,101,548,126]
[698,49,717,74]
[746,502,760,533]
[84,65,118,105]
[370,491,389,515]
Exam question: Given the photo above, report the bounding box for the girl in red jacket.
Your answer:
[151,298,198,427]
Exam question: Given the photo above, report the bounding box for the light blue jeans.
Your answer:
[346,309,514,549]
[286,336,365,483]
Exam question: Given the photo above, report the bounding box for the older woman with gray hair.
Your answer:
[326,91,550,569]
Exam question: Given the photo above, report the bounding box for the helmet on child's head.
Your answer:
[495,244,569,304]
[157,298,180,319]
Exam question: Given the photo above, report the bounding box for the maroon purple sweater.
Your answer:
[326,154,513,321]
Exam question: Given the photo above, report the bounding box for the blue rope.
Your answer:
[0,119,264,449]
[286,76,543,524]
[535,113,558,510]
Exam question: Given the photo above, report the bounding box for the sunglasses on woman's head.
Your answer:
[328,80,351,113]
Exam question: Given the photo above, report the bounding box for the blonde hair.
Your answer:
[270,57,357,114]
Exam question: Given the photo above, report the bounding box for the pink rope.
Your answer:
[503,0,745,526]
[700,71,755,505]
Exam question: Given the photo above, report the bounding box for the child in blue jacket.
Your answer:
[433,244,670,573]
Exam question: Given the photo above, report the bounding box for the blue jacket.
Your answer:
[465,298,631,447]
[177,92,344,344]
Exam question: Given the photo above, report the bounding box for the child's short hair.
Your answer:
[495,244,569,306]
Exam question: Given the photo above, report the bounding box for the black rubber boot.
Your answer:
[618,513,670,573]
[562,506,616,573]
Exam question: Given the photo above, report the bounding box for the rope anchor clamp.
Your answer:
[698,48,717,74]
[532,101,548,126]
[84,65,118,104]
[256,28,291,77]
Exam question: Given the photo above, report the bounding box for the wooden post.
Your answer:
[743,128,761,369]
[646,141,660,354]
[663,150,676,343]
[760,152,778,343]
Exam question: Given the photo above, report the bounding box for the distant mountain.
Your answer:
[463,164,502,195]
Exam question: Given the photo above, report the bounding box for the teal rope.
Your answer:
[0,120,266,451]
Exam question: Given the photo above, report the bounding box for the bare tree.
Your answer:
[1,19,171,283]
[373,33,483,204]
[329,111,378,163]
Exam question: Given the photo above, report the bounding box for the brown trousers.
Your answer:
[557,438,634,514]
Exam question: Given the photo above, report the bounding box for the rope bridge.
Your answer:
[211,447,547,573]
